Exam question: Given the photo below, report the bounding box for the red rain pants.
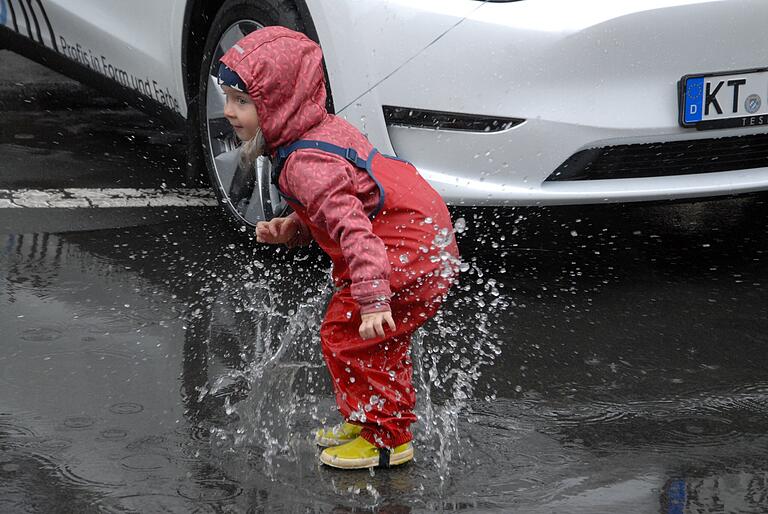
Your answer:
[289,150,459,448]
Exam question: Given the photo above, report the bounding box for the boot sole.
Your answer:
[319,445,414,469]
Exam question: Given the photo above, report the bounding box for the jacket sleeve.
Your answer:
[285,212,313,248]
[282,150,392,314]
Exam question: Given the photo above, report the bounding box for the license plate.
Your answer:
[679,68,768,129]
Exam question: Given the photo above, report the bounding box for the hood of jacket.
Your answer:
[219,26,328,153]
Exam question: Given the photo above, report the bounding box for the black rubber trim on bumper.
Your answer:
[546,132,768,182]
[383,105,524,133]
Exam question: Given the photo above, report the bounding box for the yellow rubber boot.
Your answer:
[319,436,413,469]
[314,422,363,447]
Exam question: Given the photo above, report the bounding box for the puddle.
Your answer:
[1,198,768,511]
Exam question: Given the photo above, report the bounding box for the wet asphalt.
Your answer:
[1,51,768,513]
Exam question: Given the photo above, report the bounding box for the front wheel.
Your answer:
[198,0,300,227]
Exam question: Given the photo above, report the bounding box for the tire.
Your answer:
[198,0,300,227]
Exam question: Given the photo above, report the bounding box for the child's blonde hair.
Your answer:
[238,127,267,171]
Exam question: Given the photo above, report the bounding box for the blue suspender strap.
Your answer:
[270,147,303,206]
[272,140,386,219]
[278,140,370,169]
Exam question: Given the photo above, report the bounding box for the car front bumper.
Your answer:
[315,0,768,205]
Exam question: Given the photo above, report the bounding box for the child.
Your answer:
[218,26,459,469]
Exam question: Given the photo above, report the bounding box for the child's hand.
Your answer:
[255,217,299,244]
[359,311,396,340]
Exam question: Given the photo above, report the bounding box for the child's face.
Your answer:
[222,85,261,141]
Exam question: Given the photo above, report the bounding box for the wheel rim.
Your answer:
[205,20,286,226]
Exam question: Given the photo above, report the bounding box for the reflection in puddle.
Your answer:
[663,473,768,514]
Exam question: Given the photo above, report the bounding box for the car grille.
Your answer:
[546,133,768,181]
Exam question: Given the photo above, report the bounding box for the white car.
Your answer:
[3,0,768,226]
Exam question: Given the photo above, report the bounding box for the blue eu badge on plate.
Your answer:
[684,77,704,124]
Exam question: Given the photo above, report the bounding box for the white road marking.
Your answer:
[0,188,218,208]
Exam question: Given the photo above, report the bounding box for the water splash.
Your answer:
[201,216,509,493]
[413,260,509,486]
[206,278,332,476]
